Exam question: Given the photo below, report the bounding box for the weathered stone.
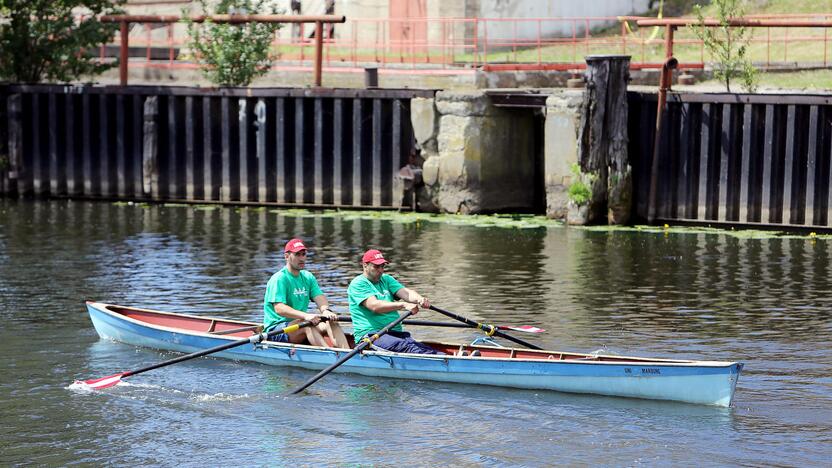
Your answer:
[410,97,438,153]
[435,90,491,117]
[438,114,482,154]
[544,90,583,219]
[422,153,439,186]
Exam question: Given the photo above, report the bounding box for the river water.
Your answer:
[0,200,830,466]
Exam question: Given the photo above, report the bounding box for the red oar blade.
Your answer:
[499,325,545,334]
[74,373,126,390]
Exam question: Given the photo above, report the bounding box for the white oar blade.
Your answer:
[501,325,545,334]
[75,373,125,390]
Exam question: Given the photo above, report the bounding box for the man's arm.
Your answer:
[361,295,419,315]
[394,288,430,308]
[274,303,322,324]
[311,295,337,320]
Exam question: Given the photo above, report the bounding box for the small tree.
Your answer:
[0,0,123,83]
[185,0,282,87]
[693,0,758,92]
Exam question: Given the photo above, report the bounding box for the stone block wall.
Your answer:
[412,91,536,214]
[543,90,584,219]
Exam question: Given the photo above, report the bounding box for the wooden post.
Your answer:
[576,55,631,224]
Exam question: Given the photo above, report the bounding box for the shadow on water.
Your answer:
[1,199,831,465]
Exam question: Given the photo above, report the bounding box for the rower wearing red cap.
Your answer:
[262,238,349,348]
[346,249,444,354]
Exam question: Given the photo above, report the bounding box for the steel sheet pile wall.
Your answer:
[0,85,430,209]
[630,92,832,229]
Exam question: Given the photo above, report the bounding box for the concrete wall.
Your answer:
[413,91,536,213]
[544,90,584,219]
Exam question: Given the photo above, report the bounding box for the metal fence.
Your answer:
[0,85,433,208]
[631,92,832,228]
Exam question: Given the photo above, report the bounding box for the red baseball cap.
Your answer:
[362,249,388,265]
[284,238,307,253]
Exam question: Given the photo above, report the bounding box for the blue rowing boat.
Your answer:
[84,301,744,406]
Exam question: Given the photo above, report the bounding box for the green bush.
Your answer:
[693,0,758,92]
[185,0,282,87]
[0,0,123,83]
[567,163,592,206]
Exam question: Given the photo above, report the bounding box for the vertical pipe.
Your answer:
[391,99,403,208]
[315,21,324,86]
[647,25,676,223]
[167,95,177,199]
[100,94,111,197]
[120,21,129,86]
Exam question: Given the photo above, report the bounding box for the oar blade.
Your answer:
[75,373,126,390]
[500,325,545,334]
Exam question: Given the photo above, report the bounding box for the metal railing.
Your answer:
[94,14,832,80]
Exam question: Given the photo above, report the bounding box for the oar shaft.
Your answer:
[291,311,414,394]
[335,315,470,329]
[124,320,314,378]
[428,305,542,350]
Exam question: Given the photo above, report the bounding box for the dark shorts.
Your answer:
[264,323,292,343]
[363,330,444,355]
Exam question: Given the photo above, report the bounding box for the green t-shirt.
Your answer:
[347,273,405,341]
[263,267,323,332]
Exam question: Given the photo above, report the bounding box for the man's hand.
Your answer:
[417,296,430,308]
[303,313,322,325]
[401,302,419,316]
[319,307,338,322]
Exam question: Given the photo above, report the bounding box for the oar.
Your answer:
[291,310,414,395]
[76,319,321,390]
[334,315,544,333]
[428,305,542,350]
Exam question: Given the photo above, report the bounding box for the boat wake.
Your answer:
[189,392,250,402]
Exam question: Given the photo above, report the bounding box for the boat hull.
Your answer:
[85,302,743,406]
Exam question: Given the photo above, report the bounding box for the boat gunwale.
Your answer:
[87,301,741,368]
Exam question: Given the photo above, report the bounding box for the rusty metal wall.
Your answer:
[630,92,832,229]
[0,85,432,209]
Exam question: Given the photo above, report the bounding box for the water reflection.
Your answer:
[1,199,832,465]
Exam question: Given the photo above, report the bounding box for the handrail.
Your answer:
[100,14,346,86]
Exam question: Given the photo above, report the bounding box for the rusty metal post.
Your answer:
[314,21,324,86]
[120,20,129,85]
[647,25,677,224]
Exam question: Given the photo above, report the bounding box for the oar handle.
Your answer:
[291,311,414,394]
[428,305,542,350]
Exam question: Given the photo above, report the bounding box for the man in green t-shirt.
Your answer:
[263,238,349,348]
[346,249,443,354]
